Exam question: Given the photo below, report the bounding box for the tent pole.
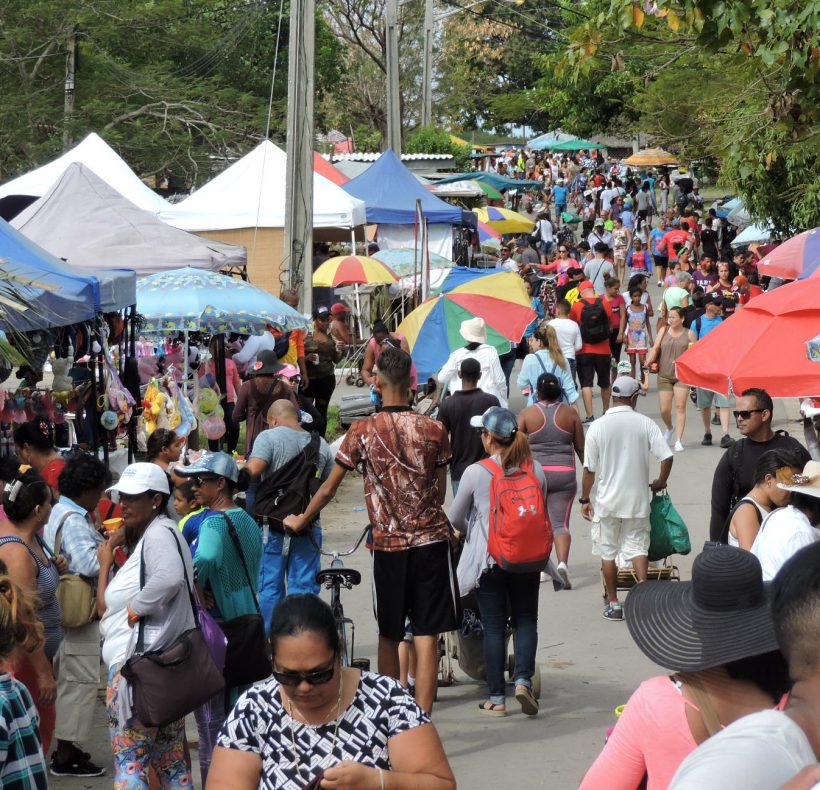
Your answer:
[350,228,356,256]
[215,334,227,452]
[97,332,109,468]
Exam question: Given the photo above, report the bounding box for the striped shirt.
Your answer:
[0,674,47,789]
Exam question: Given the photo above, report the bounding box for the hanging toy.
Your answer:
[101,410,119,432]
[202,413,226,441]
[141,380,166,436]
[197,387,219,420]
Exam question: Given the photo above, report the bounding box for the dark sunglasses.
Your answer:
[733,409,766,420]
[192,475,219,487]
[272,660,336,687]
[476,427,490,437]
[558,248,568,253]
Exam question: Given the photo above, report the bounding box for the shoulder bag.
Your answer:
[54,513,97,629]
[219,514,272,687]
[120,527,225,727]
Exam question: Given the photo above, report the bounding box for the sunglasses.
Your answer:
[476,427,490,437]
[272,660,336,687]
[192,475,219,487]
[558,249,568,253]
[733,409,766,420]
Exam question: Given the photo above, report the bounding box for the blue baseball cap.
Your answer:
[470,406,518,438]
[176,451,239,483]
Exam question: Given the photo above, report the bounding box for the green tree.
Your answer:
[405,126,471,168]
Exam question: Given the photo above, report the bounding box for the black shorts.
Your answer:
[654,255,668,271]
[372,541,459,642]
[609,329,623,361]
[576,353,611,389]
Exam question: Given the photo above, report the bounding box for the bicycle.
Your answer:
[536,272,559,318]
[302,525,371,670]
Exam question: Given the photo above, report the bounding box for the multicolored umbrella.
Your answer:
[623,148,679,167]
[371,248,454,277]
[473,206,534,235]
[312,255,398,287]
[477,219,502,247]
[758,228,820,281]
[675,279,820,397]
[397,269,536,381]
[137,267,308,334]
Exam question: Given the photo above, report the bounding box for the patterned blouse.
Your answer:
[216,672,430,790]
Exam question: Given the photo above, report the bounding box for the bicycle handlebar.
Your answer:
[291,524,370,557]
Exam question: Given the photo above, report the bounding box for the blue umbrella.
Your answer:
[136,267,309,334]
[372,248,454,276]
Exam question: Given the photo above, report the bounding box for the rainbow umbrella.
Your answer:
[312,255,398,286]
[473,206,534,235]
[758,228,820,281]
[397,269,536,381]
[477,219,501,245]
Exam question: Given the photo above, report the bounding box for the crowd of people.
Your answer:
[0,150,817,790]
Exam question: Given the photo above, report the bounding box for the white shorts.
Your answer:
[591,516,650,562]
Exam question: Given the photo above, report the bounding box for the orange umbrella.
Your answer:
[623,148,679,167]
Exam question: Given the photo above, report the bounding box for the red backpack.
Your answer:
[480,459,553,573]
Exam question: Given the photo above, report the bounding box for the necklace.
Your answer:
[286,676,344,783]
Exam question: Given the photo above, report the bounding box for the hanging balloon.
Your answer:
[202,414,226,441]
[100,410,119,431]
[198,387,219,418]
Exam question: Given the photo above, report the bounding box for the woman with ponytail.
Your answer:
[0,569,48,788]
[449,407,547,718]
[516,323,579,408]
[0,470,64,757]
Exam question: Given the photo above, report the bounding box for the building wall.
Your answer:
[196,227,285,295]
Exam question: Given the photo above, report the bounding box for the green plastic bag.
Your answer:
[648,492,691,561]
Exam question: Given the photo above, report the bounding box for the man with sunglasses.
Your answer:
[709,388,811,542]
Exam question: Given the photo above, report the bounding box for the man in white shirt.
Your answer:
[584,243,616,294]
[580,376,673,620]
[435,317,508,407]
[549,299,583,384]
[671,541,820,790]
[587,219,613,251]
[751,462,820,581]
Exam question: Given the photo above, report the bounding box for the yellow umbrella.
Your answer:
[473,206,534,235]
[312,255,398,287]
[623,148,679,167]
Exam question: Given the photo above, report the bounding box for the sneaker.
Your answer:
[662,427,674,442]
[674,440,684,452]
[656,280,663,287]
[603,602,623,621]
[582,416,594,425]
[720,434,733,448]
[701,433,712,446]
[712,412,720,425]
[557,562,572,590]
[50,757,106,778]
[540,571,550,584]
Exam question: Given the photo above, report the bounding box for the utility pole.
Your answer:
[283,0,315,315]
[63,24,77,149]
[421,0,433,127]
[385,0,402,153]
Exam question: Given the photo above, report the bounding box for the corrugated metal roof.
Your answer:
[331,153,454,162]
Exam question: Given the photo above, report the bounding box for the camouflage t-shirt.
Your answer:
[336,408,452,552]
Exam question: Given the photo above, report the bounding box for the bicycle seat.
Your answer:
[316,567,361,588]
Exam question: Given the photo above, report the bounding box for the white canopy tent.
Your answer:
[0,132,169,213]
[12,163,246,275]
[159,140,367,293]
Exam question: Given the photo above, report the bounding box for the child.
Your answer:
[628,238,650,277]
[0,567,48,789]
[625,287,653,379]
[174,480,208,552]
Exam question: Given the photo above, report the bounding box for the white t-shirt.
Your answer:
[437,344,508,408]
[537,219,554,243]
[670,710,817,790]
[548,317,582,361]
[750,505,820,581]
[584,406,673,518]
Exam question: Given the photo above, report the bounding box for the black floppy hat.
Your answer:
[624,545,779,672]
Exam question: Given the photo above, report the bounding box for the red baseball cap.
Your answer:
[330,302,351,314]
[579,280,595,292]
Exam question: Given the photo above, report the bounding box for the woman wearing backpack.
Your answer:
[516,323,579,408]
[449,407,551,719]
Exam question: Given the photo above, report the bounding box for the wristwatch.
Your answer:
[578,497,590,504]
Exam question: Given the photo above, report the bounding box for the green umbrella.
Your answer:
[476,181,504,201]
[551,138,606,151]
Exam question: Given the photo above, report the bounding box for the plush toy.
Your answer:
[51,357,73,393]
[197,387,219,420]
[141,381,166,436]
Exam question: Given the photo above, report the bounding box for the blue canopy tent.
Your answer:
[0,218,135,330]
[433,171,543,192]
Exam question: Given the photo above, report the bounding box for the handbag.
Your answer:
[648,491,691,562]
[219,514,271,688]
[196,594,227,672]
[54,514,97,629]
[121,528,225,727]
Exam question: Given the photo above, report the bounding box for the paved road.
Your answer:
[52,305,805,788]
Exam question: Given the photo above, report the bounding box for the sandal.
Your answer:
[515,685,539,716]
[478,701,506,717]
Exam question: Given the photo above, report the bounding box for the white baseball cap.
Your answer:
[108,462,170,496]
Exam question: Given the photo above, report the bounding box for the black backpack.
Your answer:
[273,331,291,359]
[579,298,609,344]
[254,432,322,532]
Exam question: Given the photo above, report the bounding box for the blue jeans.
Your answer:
[258,526,322,627]
[475,566,540,703]
[499,348,516,392]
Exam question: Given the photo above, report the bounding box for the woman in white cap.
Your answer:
[96,463,196,787]
[436,317,508,407]
[449,407,550,718]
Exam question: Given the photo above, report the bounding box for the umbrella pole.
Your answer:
[183,330,189,402]
[355,284,363,341]
[216,334,227,452]
[350,228,356,256]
